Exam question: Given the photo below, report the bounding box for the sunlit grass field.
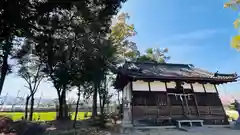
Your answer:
[0,112,92,121]
[1,110,237,122]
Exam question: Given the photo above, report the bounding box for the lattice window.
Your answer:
[150,81,166,91]
[132,81,149,91]
[132,91,167,106]
[204,83,217,93]
[166,81,176,88]
[192,83,205,93]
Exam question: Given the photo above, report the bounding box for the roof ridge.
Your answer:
[193,67,237,76]
[127,61,193,67]
[192,67,214,74]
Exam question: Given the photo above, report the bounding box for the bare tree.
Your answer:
[16,39,44,120]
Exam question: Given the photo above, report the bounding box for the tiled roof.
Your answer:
[117,61,238,82]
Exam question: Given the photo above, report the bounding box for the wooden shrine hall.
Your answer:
[114,61,238,127]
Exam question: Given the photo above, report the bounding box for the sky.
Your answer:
[1,0,240,103]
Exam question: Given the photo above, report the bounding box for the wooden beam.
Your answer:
[214,84,226,118]
[191,83,200,116]
[148,82,151,92]
[202,84,207,93]
[130,81,133,125]
[214,84,220,96]
[165,82,171,117]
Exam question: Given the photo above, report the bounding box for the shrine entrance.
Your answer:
[167,82,199,120]
[168,93,198,119]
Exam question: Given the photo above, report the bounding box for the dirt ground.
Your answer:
[43,119,240,135]
[117,127,240,135]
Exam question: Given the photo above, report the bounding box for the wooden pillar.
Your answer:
[191,83,200,116]
[202,83,207,93]
[122,82,133,127]
[214,84,220,96]
[130,81,133,125]
[214,84,226,112]
[214,84,229,124]
[165,82,171,117]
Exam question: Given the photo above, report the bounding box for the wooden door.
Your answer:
[168,93,185,117]
[168,93,198,119]
[182,94,198,118]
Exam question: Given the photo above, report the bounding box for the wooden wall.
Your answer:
[130,80,228,126]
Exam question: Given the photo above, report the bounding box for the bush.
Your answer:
[0,116,46,135]
[84,112,88,118]
[0,116,13,134]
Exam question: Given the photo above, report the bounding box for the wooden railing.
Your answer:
[197,106,226,120]
[132,106,170,120]
[132,105,226,121]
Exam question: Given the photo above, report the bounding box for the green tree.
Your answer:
[137,48,170,63]
[86,40,118,119]
[224,0,240,50]
[110,12,140,62]
[110,13,140,107]
[228,102,236,110]
[98,75,113,127]
[0,0,83,96]
[73,86,81,128]
[14,39,44,121]
[224,0,240,9]
[12,0,127,121]
[28,1,126,120]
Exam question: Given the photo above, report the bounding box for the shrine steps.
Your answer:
[176,119,203,128]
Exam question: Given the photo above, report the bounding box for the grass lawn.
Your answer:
[0,112,92,121]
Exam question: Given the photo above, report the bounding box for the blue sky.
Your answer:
[2,0,240,101]
[119,0,240,100]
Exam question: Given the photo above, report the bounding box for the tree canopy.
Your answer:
[0,0,171,124]
[110,12,140,62]
[137,48,170,63]
[224,0,240,50]
[1,0,127,121]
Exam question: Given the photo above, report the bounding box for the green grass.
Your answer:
[0,112,92,121]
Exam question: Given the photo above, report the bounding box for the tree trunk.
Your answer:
[100,99,104,116]
[92,83,98,118]
[117,90,120,106]
[99,91,106,128]
[99,92,103,115]
[57,91,63,120]
[0,49,9,96]
[29,96,34,121]
[25,96,30,120]
[62,89,68,120]
[73,87,81,128]
[57,89,68,120]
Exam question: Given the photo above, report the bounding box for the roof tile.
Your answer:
[119,61,238,82]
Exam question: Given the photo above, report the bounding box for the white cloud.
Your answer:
[152,28,227,63]
[159,29,226,44]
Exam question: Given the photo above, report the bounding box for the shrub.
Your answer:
[0,116,13,134]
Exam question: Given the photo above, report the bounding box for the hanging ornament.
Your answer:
[188,94,191,100]
[180,95,183,101]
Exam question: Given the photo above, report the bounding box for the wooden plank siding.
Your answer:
[131,81,228,126]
